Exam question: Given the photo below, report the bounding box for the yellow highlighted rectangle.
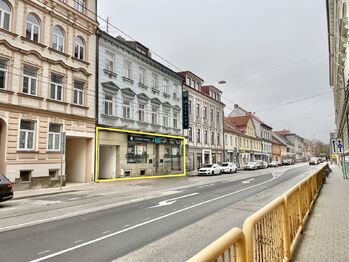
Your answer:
[94,126,186,182]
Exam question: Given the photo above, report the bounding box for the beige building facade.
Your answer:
[0,0,97,189]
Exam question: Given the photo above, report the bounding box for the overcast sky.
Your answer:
[98,0,335,142]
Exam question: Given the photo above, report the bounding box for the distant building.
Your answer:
[274,130,305,162]
[304,139,314,161]
[223,121,241,166]
[272,133,288,161]
[225,115,261,166]
[229,104,272,162]
[178,71,225,170]
[96,31,184,179]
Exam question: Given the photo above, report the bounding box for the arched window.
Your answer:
[26,13,40,42]
[74,36,85,60]
[52,25,64,52]
[0,0,11,30]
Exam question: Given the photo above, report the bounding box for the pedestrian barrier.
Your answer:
[188,164,328,262]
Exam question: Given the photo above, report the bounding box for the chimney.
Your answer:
[234,104,239,109]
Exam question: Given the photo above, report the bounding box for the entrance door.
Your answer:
[204,152,210,165]
[0,119,6,174]
[99,145,117,179]
[197,153,202,169]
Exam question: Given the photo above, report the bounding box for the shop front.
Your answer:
[97,129,184,180]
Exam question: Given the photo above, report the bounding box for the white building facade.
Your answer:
[179,71,225,171]
[97,31,184,179]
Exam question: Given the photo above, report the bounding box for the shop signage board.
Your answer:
[128,134,181,145]
[182,91,189,129]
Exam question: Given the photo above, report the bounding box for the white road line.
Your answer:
[198,183,215,188]
[73,239,83,244]
[37,250,50,255]
[147,192,199,209]
[68,198,79,201]
[102,231,110,234]
[144,218,150,221]
[123,224,130,228]
[29,170,288,262]
[85,195,94,198]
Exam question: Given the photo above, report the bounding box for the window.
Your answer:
[217,134,220,146]
[105,52,114,72]
[123,99,131,119]
[23,65,37,95]
[216,111,220,124]
[196,103,200,119]
[52,25,64,52]
[203,106,207,119]
[173,113,178,128]
[163,79,169,94]
[210,109,214,123]
[26,13,40,42]
[204,130,208,144]
[138,104,145,122]
[196,128,201,143]
[163,112,169,127]
[189,100,192,116]
[151,107,158,124]
[152,73,158,89]
[186,77,191,86]
[73,80,84,105]
[225,135,228,146]
[48,123,61,151]
[139,68,145,85]
[50,73,63,101]
[211,131,215,145]
[49,169,58,178]
[124,60,132,79]
[127,143,147,163]
[188,127,193,142]
[74,36,85,60]
[19,120,35,150]
[0,58,7,89]
[230,136,233,146]
[104,94,113,115]
[75,0,85,13]
[173,85,178,99]
[20,170,31,182]
[0,0,11,30]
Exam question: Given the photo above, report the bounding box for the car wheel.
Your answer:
[220,170,223,175]
[211,171,214,176]
[235,169,237,173]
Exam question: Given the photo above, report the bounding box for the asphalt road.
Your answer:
[0,165,315,262]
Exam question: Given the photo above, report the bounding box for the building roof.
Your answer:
[225,116,252,133]
[272,131,294,147]
[274,129,296,136]
[177,71,204,82]
[231,104,272,128]
[224,121,242,134]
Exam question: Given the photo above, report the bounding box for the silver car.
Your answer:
[220,162,237,173]
[244,162,258,170]
[198,164,222,176]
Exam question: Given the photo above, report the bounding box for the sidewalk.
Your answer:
[293,165,349,261]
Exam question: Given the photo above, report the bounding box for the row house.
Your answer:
[274,130,305,162]
[96,31,184,179]
[0,0,97,189]
[224,122,241,166]
[229,104,272,162]
[225,115,261,166]
[272,133,288,161]
[178,71,225,170]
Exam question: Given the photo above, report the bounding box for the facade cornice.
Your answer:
[0,39,91,76]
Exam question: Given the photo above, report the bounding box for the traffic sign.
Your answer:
[331,138,344,154]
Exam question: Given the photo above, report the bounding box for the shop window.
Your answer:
[140,170,146,176]
[49,169,58,178]
[127,142,147,163]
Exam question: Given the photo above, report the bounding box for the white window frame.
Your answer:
[138,103,145,122]
[196,128,201,143]
[74,0,85,13]
[163,111,169,127]
[26,13,40,42]
[19,120,35,150]
[73,80,84,105]
[50,73,63,101]
[152,73,158,89]
[74,36,85,60]
[0,58,8,89]
[123,99,131,119]
[173,113,178,128]
[139,67,145,85]
[52,25,64,52]
[47,123,61,151]
[23,65,37,96]
[104,94,113,115]
[105,52,114,72]
[151,107,158,125]
[163,79,169,94]
[0,0,11,31]
[124,60,132,79]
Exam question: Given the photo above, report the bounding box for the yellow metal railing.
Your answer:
[188,164,328,262]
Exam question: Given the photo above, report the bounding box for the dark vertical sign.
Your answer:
[182,90,189,129]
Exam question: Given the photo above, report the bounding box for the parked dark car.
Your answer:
[0,174,13,202]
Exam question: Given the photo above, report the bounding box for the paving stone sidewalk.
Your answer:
[293,165,349,261]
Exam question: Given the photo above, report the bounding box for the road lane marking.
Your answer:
[147,192,199,209]
[102,231,110,234]
[242,179,255,184]
[68,198,79,201]
[85,195,94,198]
[123,224,130,228]
[198,184,215,188]
[73,239,83,244]
[37,250,50,255]
[29,170,289,262]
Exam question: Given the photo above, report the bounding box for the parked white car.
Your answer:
[268,161,278,167]
[198,164,222,176]
[244,162,258,170]
[220,162,237,173]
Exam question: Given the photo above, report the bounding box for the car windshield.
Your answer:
[203,164,212,168]
[221,163,229,166]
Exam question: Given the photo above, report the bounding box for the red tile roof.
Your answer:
[233,105,272,128]
[274,129,295,136]
[225,116,252,133]
[224,121,242,134]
